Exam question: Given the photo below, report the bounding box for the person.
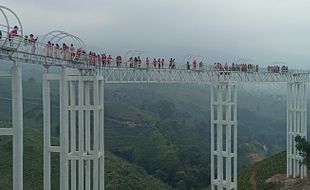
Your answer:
[23,35,29,52]
[169,58,173,69]
[29,34,38,53]
[146,57,150,69]
[153,58,157,68]
[129,57,133,68]
[54,44,60,58]
[161,58,164,68]
[134,57,138,68]
[157,58,161,69]
[193,60,197,70]
[116,55,122,67]
[44,41,52,57]
[75,48,82,62]
[138,56,141,68]
[107,54,112,66]
[8,26,18,42]
[172,58,176,69]
[118,56,122,67]
[8,26,19,47]
[187,61,190,70]
[70,44,75,60]
[96,54,101,66]
[102,54,107,66]
[0,30,2,40]
[62,43,68,59]
[23,35,28,46]
[199,61,203,69]
[88,51,93,65]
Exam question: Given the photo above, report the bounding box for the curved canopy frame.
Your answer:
[236,58,256,65]
[42,30,87,51]
[0,5,23,53]
[183,54,207,63]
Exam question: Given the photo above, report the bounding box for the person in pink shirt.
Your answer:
[44,41,52,56]
[107,55,112,66]
[75,48,82,61]
[8,26,18,41]
[54,44,60,58]
[8,26,19,47]
[101,54,106,66]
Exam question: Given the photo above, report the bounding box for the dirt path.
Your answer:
[250,167,257,190]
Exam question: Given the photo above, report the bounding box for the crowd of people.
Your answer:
[268,65,288,73]
[2,26,290,73]
[212,62,259,72]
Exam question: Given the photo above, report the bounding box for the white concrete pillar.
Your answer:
[11,64,24,190]
[287,82,307,178]
[0,65,23,190]
[43,71,51,190]
[211,82,237,190]
[43,69,105,190]
[60,69,69,190]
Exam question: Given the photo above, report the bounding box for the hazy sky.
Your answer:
[2,0,310,68]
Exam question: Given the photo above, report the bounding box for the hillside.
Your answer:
[0,125,171,189]
[238,151,286,190]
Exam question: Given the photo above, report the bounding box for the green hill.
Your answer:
[238,151,286,190]
[0,125,171,190]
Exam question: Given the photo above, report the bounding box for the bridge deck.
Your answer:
[1,47,310,83]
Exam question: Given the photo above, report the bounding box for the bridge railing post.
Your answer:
[211,82,237,190]
[287,82,307,179]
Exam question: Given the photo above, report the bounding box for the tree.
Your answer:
[295,135,310,167]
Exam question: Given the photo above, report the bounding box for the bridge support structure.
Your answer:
[211,82,238,190]
[0,63,23,190]
[43,68,105,190]
[287,82,307,178]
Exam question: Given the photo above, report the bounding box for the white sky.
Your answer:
[2,0,310,68]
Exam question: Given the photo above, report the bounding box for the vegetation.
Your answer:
[295,135,310,167]
[238,151,286,190]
